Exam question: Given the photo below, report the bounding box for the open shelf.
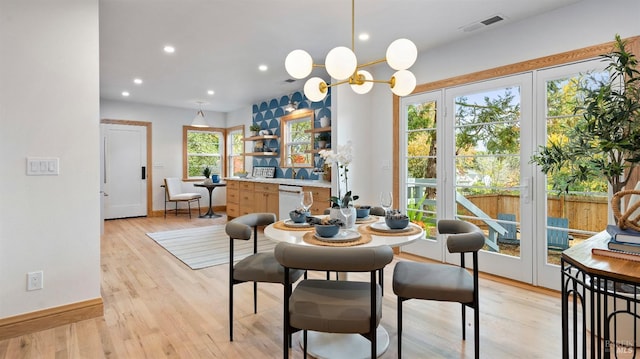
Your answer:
[245,152,279,156]
[243,135,278,141]
[305,127,331,133]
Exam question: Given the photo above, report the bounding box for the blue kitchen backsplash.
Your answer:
[251,89,331,180]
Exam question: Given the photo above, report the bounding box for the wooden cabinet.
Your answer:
[254,182,279,215]
[303,186,331,215]
[238,182,255,216]
[226,180,240,218]
[226,179,330,219]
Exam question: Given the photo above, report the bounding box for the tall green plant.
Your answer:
[531,35,640,196]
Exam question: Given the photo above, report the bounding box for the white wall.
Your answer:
[100,100,229,210]
[363,0,640,208]
[0,0,101,318]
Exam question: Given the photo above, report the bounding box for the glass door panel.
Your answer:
[535,59,609,289]
[400,91,444,261]
[446,74,533,283]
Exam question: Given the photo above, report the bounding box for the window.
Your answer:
[280,110,314,167]
[227,125,245,176]
[183,126,225,179]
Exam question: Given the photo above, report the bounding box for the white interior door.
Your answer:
[102,123,147,219]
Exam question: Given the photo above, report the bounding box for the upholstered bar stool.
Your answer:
[226,213,304,342]
[393,219,485,359]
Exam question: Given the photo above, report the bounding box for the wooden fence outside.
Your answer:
[458,194,608,238]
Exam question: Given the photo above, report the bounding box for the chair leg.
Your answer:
[229,283,233,341]
[174,202,178,216]
[187,201,192,218]
[253,281,257,314]
[303,330,308,359]
[379,268,384,295]
[462,304,466,340]
[474,306,480,359]
[398,298,403,359]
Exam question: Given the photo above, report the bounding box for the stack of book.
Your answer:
[606,225,640,254]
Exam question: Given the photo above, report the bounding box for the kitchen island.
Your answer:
[224,177,331,220]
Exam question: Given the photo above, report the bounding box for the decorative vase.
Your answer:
[329,207,356,228]
[320,116,331,128]
[203,178,213,185]
[212,174,220,183]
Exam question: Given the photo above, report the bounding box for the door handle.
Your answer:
[141,166,146,180]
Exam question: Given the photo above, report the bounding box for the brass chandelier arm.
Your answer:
[356,58,387,69]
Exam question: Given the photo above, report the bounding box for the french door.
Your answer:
[400,60,609,289]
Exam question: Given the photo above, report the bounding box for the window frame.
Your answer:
[226,125,245,177]
[182,125,226,181]
[280,109,314,168]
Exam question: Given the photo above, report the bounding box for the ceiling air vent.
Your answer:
[461,14,505,32]
[284,78,296,83]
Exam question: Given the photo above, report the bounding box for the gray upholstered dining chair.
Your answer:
[274,242,394,359]
[392,219,485,359]
[163,177,201,218]
[225,213,304,342]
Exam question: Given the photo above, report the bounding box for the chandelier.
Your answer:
[284,0,417,102]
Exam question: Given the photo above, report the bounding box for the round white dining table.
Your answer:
[264,216,424,359]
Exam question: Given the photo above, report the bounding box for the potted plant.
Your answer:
[531,35,640,224]
[202,167,213,184]
[316,132,330,149]
[249,123,261,137]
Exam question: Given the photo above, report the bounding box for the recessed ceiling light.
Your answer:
[207,90,215,95]
[133,78,143,85]
[258,64,268,72]
[121,91,130,97]
[163,45,175,53]
[358,33,370,41]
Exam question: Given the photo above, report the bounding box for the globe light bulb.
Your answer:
[391,70,416,96]
[285,50,313,79]
[350,70,374,94]
[325,46,357,80]
[304,77,328,102]
[386,38,418,71]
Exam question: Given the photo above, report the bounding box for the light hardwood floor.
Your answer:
[0,215,564,358]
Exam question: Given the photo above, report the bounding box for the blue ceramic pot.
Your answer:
[212,174,220,183]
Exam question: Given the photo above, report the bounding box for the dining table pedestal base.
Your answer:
[300,325,389,359]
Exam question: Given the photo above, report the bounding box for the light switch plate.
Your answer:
[26,157,59,176]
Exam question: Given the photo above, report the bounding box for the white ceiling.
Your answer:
[99,0,582,113]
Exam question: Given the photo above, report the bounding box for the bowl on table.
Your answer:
[385,215,410,229]
[289,210,310,223]
[356,206,371,218]
[315,224,340,238]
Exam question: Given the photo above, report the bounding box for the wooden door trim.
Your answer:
[101,119,153,216]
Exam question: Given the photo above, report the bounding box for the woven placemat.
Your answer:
[302,231,372,247]
[358,223,423,237]
[273,220,315,231]
[354,216,379,225]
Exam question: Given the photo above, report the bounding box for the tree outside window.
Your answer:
[183,126,224,179]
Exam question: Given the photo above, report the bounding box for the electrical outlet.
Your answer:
[27,271,43,291]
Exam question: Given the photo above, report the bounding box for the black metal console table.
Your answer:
[561,231,640,358]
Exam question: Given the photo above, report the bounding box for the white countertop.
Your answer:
[223,176,331,188]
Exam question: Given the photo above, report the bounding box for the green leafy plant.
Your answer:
[317,132,331,141]
[202,167,211,178]
[249,123,261,132]
[407,193,428,222]
[531,35,640,198]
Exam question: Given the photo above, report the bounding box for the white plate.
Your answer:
[314,230,361,242]
[370,221,410,232]
[283,219,311,228]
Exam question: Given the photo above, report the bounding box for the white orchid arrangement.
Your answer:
[319,141,359,208]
